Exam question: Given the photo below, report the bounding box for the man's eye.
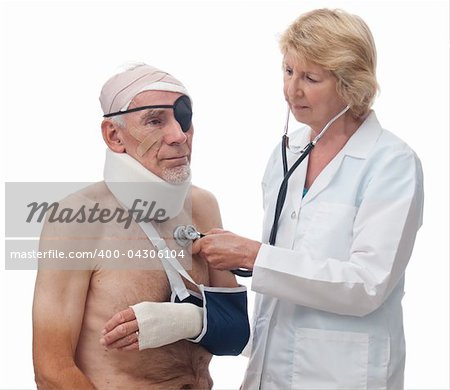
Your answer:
[305,74,318,82]
[146,119,162,126]
[284,67,293,76]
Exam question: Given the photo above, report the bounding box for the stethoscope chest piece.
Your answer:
[173,224,203,247]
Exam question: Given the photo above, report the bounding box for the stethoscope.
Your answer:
[174,104,350,277]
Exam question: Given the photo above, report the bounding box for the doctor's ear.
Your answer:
[101,119,125,153]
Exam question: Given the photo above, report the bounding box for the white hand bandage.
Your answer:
[131,302,203,350]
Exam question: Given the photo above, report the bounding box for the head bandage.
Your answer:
[99,64,191,156]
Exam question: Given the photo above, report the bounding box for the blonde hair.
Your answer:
[280,9,379,118]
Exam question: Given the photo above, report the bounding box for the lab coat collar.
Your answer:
[286,110,382,209]
[341,111,382,159]
[286,110,382,159]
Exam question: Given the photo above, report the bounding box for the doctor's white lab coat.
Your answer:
[241,111,424,390]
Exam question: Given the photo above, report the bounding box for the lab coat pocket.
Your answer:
[306,201,358,260]
[292,328,368,389]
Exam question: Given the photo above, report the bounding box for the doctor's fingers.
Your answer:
[191,235,216,257]
[193,240,231,270]
[191,239,201,255]
[100,318,139,346]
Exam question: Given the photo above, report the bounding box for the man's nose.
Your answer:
[164,119,188,145]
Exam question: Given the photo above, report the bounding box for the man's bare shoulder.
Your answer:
[191,185,219,209]
[60,181,117,207]
[41,182,124,235]
[39,181,142,260]
[191,185,221,232]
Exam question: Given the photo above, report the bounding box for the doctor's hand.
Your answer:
[192,229,261,271]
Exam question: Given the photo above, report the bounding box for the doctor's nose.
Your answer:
[285,78,305,101]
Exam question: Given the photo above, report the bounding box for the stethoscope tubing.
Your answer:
[230,141,314,278]
[231,105,350,277]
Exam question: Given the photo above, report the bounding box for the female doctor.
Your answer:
[192,8,424,390]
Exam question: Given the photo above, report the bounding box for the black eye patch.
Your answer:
[104,95,193,132]
[173,95,192,132]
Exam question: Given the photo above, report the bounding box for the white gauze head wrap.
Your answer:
[100,63,189,115]
[100,64,190,157]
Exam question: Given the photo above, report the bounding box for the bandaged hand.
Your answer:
[100,302,203,351]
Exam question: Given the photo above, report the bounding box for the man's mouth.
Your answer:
[163,156,189,166]
[164,155,187,161]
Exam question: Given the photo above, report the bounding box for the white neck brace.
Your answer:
[103,149,191,220]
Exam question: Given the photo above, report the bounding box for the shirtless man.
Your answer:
[32,64,240,389]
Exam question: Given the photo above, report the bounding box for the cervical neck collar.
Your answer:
[103,148,191,220]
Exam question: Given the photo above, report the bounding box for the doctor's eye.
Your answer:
[305,74,318,83]
[284,66,293,76]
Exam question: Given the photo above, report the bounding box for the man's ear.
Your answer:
[101,119,125,153]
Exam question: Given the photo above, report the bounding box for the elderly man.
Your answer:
[32,64,248,389]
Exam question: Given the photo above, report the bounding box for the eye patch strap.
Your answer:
[103,95,192,133]
[103,104,173,118]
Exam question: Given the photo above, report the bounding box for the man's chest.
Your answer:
[88,254,209,316]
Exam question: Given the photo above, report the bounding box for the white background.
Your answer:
[0,1,448,389]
